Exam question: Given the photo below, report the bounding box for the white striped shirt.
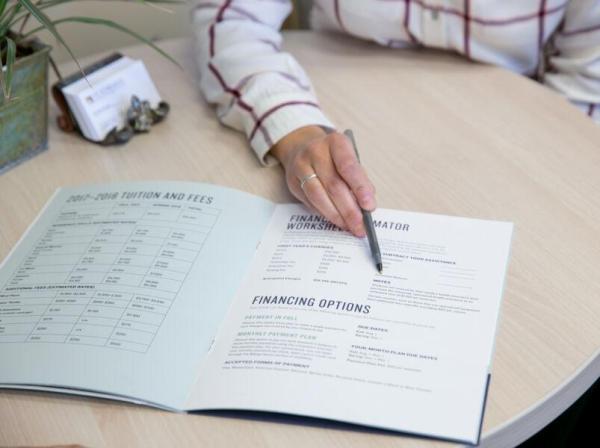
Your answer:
[192,1,600,165]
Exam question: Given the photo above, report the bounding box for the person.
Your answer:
[192,1,600,237]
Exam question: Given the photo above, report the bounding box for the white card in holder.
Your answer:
[61,56,162,142]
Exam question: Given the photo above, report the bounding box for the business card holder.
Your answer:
[51,52,169,146]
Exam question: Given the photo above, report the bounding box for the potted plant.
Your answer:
[0,0,179,173]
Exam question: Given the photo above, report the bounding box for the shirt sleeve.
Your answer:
[191,0,335,165]
[543,0,600,124]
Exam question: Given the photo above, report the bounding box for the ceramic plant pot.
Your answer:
[0,39,50,173]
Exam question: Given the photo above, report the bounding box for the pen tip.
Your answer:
[377,263,383,273]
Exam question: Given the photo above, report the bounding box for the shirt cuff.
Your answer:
[246,94,336,166]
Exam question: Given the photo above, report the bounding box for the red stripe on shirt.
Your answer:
[233,71,311,93]
[209,0,232,57]
[561,23,600,37]
[378,0,568,26]
[195,2,269,25]
[334,0,346,32]
[249,101,321,141]
[259,38,282,52]
[208,63,274,146]
[538,0,547,62]
[206,1,275,146]
[588,104,596,117]
[403,0,418,44]
[463,0,470,58]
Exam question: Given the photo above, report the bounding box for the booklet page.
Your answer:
[187,204,512,443]
[0,182,274,409]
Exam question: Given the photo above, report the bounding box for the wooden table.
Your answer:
[0,32,599,448]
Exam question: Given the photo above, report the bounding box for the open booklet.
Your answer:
[0,181,513,445]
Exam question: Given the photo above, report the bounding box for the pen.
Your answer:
[343,129,383,273]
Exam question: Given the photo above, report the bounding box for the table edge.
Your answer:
[481,347,599,447]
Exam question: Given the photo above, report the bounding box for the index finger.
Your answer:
[329,133,377,211]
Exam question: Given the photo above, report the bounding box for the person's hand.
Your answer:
[271,125,376,237]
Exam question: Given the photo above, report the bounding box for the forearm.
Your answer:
[191,1,334,164]
[543,0,600,118]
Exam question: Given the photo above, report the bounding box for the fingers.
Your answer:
[282,130,377,237]
[302,175,350,232]
[313,155,366,237]
[330,133,377,211]
[287,160,347,231]
[286,170,317,215]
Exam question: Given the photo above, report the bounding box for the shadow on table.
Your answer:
[518,376,599,447]
[196,377,600,447]
[193,409,476,446]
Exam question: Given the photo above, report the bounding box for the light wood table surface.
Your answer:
[0,32,599,448]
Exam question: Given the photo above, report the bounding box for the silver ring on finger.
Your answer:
[299,173,318,191]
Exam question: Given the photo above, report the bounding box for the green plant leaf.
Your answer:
[0,0,9,18]
[5,35,15,97]
[0,2,23,37]
[0,44,6,100]
[24,16,181,68]
[0,36,15,100]
[17,0,84,73]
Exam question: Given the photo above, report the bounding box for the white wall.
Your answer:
[21,1,192,63]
